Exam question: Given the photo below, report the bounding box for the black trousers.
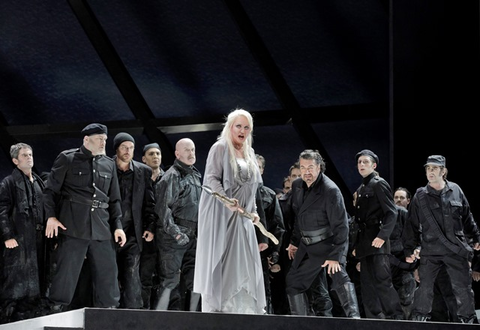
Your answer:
[414,254,475,320]
[157,234,196,292]
[117,237,143,308]
[139,239,159,309]
[48,236,120,307]
[285,250,350,295]
[360,254,403,318]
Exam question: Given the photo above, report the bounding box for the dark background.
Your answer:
[0,0,478,215]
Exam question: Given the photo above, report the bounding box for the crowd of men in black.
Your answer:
[1,123,479,324]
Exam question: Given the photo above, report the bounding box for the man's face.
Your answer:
[299,158,320,187]
[289,168,301,182]
[425,165,444,184]
[85,134,107,156]
[357,155,376,178]
[13,147,34,170]
[256,159,264,175]
[175,140,196,166]
[394,190,410,208]
[142,147,162,170]
[116,141,134,163]
[283,179,292,194]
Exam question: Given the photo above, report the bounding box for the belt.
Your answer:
[358,218,381,228]
[301,227,333,245]
[64,195,109,209]
[176,218,197,230]
[91,200,109,209]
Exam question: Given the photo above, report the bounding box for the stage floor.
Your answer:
[1,308,478,330]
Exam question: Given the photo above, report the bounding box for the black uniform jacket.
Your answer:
[354,173,397,258]
[404,181,480,260]
[43,145,123,240]
[288,173,349,264]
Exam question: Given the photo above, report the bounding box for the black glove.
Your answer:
[176,232,189,246]
[269,251,279,264]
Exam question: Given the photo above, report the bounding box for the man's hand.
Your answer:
[286,244,298,260]
[175,233,189,246]
[258,243,268,252]
[473,271,480,282]
[45,217,66,238]
[406,248,421,263]
[142,230,154,242]
[371,237,385,249]
[406,255,416,263]
[4,238,18,249]
[115,229,127,247]
[322,260,341,275]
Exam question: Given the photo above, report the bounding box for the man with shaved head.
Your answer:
[153,138,202,311]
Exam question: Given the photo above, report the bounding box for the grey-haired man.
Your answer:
[44,123,126,312]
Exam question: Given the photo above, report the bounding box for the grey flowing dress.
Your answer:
[193,139,266,314]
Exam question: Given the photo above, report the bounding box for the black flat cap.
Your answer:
[424,155,445,167]
[113,132,135,151]
[81,123,108,136]
[355,149,379,165]
[143,143,161,155]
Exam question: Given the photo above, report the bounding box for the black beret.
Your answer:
[113,132,135,151]
[424,155,445,167]
[143,143,161,155]
[355,149,379,165]
[81,123,108,136]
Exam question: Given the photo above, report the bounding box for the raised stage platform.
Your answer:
[0,308,478,330]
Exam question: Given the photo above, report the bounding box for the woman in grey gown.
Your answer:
[194,108,267,314]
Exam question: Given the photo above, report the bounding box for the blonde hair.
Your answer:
[218,108,256,178]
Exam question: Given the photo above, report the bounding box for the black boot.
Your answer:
[265,295,274,314]
[333,282,361,318]
[287,293,308,315]
[309,270,333,317]
[49,304,65,314]
[153,287,172,310]
[401,303,413,320]
[189,292,201,311]
[459,315,476,324]
[410,313,429,321]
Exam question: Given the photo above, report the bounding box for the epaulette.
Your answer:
[62,147,80,155]
[263,185,275,195]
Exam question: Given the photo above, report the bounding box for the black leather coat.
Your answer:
[288,173,349,264]
[155,159,202,239]
[0,168,46,300]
